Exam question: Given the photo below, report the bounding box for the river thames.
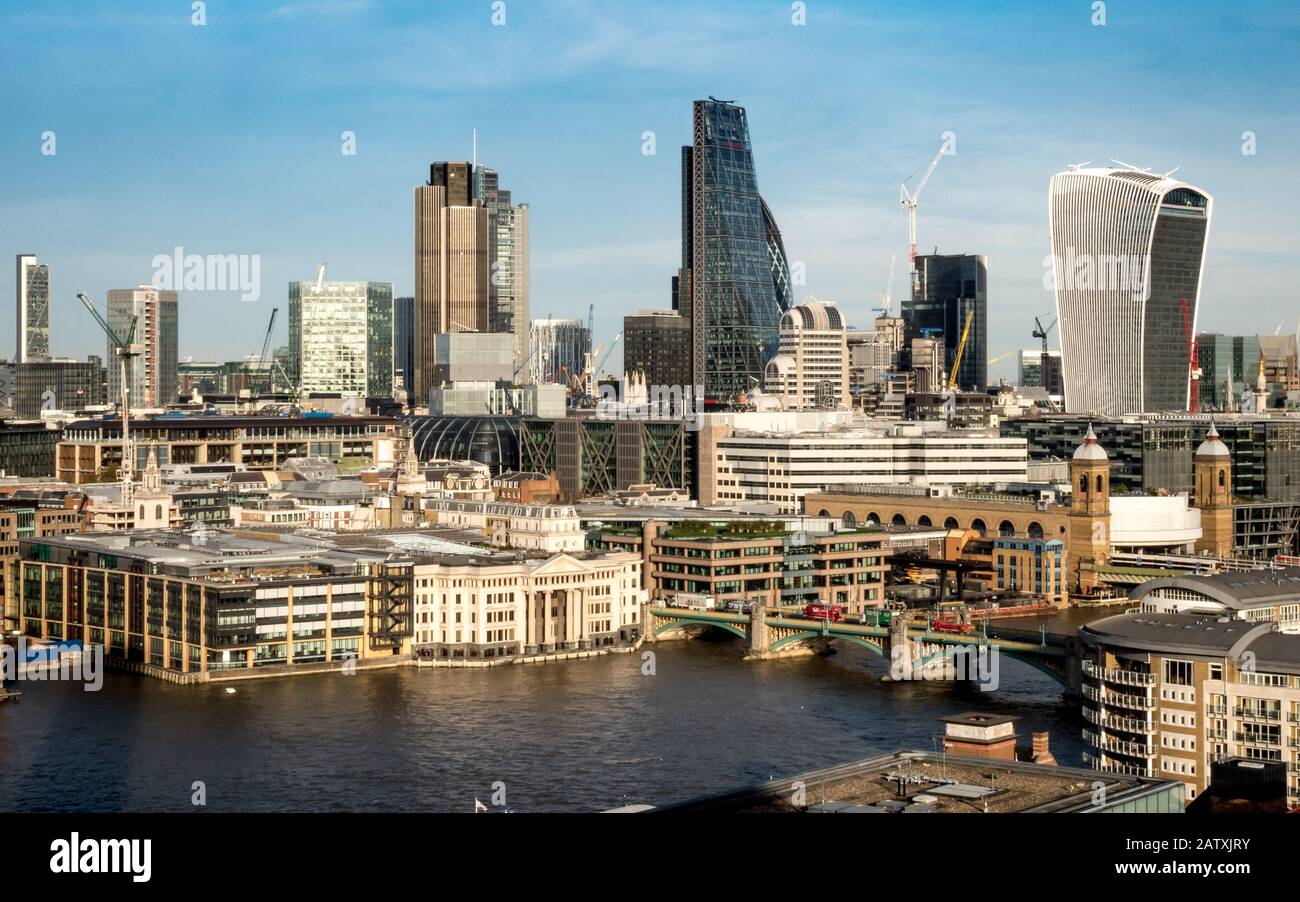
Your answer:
[0,630,1086,813]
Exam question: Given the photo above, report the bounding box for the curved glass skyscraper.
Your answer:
[1049,167,1212,416]
[681,99,791,403]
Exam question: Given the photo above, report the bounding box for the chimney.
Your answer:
[1030,732,1056,766]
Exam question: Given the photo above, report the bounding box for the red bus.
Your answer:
[803,603,845,623]
[930,618,974,635]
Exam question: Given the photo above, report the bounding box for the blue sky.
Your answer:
[2,0,1297,381]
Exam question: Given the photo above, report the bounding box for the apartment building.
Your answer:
[1080,611,1300,807]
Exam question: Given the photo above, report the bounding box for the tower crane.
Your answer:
[1032,314,1056,353]
[77,292,141,507]
[947,309,975,391]
[876,255,896,319]
[900,140,950,300]
[241,307,278,405]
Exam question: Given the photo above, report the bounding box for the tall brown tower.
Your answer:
[1193,423,1233,558]
[1068,424,1111,593]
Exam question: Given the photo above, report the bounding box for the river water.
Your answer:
[0,628,1089,813]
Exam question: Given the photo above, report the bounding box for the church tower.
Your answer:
[1068,424,1111,593]
[1193,423,1233,558]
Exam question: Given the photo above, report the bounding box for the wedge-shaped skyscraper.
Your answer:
[1049,167,1212,415]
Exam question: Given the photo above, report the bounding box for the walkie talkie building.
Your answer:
[1049,167,1212,416]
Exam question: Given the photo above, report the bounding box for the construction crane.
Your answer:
[315,260,328,291]
[77,292,141,507]
[947,309,975,391]
[1179,297,1201,414]
[1032,314,1056,352]
[900,140,950,300]
[240,307,278,405]
[876,255,896,318]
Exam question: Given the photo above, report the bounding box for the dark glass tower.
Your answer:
[679,99,791,403]
[902,253,988,391]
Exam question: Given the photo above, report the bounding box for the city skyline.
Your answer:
[2,0,1296,384]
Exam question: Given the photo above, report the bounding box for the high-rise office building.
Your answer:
[530,318,590,385]
[1049,167,1213,415]
[473,168,531,382]
[1018,349,1064,395]
[1197,333,1261,412]
[16,254,50,363]
[288,280,394,399]
[393,296,414,394]
[901,253,987,392]
[414,161,490,402]
[623,310,692,393]
[678,98,792,402]
[106,286,178,408]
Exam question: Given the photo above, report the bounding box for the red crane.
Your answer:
[1179,297,1200,414]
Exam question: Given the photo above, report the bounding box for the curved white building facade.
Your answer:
[1049,168,1212,416]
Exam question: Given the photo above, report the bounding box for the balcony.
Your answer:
[1084,729,1156,758]
[1234,732,1281,747]
[1082,660,1156,687]
[1082,706,1155,735]
[1206,704,1228,716]
[1234,707,1282,722]
[1082,751,1153,777]
[1083,683,1155,710]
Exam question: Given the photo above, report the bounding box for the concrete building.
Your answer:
[106,286,178,407]
[992,537,1068,603]
[423,499,586,553]
[1081,610,1300,806]
[700,420,1028,514]
[762,298,850,410]
[15,254,50,363]
[623,309,693,394]
[56,414,398,483]
[430,332,514,386]
[1048,167,1212,415]
[288,280,393,400]
[414,161,490,402]
[1129,568,1300,632]
[411,549,645,659]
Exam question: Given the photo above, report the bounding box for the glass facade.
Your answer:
[903,254,988,391]
[106,287,178,407]
[16,255,50,363]
[289,281,394,399]
[683,99,790,402]
[473,168,530,380]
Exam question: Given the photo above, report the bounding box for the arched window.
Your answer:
[156,504,163,519]
[1079,475,1088,495]
[1095,474,1103,493]
[867,512,881,526]
[998,520,1015,537]
[917,515,933,527]
[944,517,959,530]
[1028,521,1044,539]
[1218,469,1226,488]
[817,509,830,517]
[841,511,857,527]
[971,518,987,537]
[891,513,907,526]
[138,505,144,518]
